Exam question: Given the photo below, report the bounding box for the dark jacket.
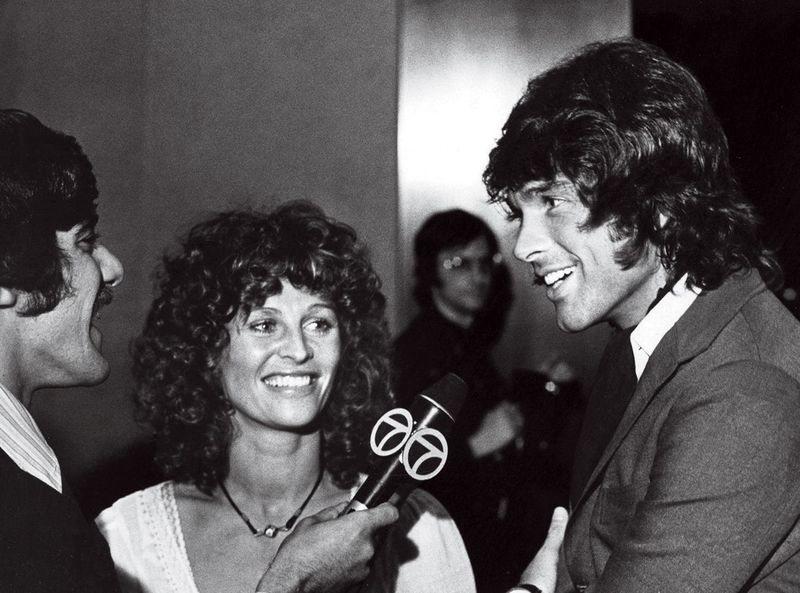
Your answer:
[0,448,120,593]
[559,270,800,592]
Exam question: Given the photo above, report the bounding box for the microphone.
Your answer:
[343,373,467,514]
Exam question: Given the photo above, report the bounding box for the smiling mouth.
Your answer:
[263,374,316,388]
[539,266,576,289]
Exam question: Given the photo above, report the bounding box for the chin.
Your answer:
[556,314,593,334]
[76,353,111,386]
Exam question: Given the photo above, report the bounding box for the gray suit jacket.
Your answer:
[557,270,800,593]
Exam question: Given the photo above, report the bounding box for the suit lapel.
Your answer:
[571,270,767,511]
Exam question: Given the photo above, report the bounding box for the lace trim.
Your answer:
[137,482,200,593]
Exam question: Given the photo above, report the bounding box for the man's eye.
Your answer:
[501,201,521,222]
[542,196,558,208]
[78,232,100,251]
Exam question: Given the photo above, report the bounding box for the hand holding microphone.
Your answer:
[342,373,467,514]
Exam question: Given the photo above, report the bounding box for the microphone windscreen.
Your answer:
[419,372,467,422]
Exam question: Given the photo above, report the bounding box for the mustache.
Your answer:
[93,285,115,317]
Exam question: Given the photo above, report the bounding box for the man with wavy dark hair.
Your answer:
[0,110,397,593]
[484,40,800,593]
[0,108,125,593]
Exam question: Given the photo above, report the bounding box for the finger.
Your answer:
[361,502,399,529]
[542,506,568,551]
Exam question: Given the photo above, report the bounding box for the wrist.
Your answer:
[256,562,302,593]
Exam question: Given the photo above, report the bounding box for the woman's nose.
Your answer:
[279,327,313,362]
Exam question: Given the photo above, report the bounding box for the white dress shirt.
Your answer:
[630,274,700,380]
[0,382,62,492]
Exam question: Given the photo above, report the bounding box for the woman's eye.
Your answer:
[250,319,278,334]
[306,318,336,335]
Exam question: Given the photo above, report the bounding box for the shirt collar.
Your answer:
[630,274,700,379]
[0,382,62,492]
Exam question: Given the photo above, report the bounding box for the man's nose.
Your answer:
[96,245,124,287]
[513,214,551,263]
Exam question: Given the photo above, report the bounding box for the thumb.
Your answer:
[542,507,568,552]
[300,501,348,526]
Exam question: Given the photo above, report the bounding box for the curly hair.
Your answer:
[0,109,100,315]
[134,201,393,495]
[483,38,780,291]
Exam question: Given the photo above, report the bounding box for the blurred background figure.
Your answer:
[392,208,582,591]
[392,209,523,592]
[97,202,474,593]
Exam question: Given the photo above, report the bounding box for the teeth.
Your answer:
[544,267,575,286]
[264,375,313,388]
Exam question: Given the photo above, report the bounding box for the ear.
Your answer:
[0,287,18,308]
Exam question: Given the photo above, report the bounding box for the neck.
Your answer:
[431,291,474,329]
[612,260,672,330]
[0,328,30,407]
[224,423,323,505]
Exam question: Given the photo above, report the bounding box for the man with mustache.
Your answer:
[485,40,800,593]
[0,109,397,593]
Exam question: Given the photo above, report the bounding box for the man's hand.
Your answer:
[256,501,398,593]
[519,507,569,593]
[469,400,525,458]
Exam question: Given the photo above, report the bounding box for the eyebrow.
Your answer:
[520,179,572,194]
[249,302,336,315]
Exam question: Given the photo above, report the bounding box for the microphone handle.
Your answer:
[342,456,404,514]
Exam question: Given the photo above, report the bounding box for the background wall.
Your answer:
[1,0,636,506]
[397,0,630,385]
[0,0,399,492]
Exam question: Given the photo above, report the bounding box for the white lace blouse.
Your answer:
[96,481,475,593]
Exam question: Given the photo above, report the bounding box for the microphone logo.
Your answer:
[370,408,414,457]
[369,407,448,481]
[401,427,448,480]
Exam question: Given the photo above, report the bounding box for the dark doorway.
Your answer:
[634,0,800,317]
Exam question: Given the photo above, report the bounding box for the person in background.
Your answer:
[484,38,800,593]
[392,209,524,592]
[97,201,475,593]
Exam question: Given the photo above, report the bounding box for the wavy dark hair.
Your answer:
[484,38,780,291]
[134,201,393,495]
[0,109,100,315]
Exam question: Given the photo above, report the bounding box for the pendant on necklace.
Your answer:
[257,525,282,538]
[218,469,324,539]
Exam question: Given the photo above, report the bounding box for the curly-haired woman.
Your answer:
[96,202,474,593]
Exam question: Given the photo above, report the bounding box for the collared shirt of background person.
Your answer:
[97,202,475,593]
[392,209,578,592]
[483,39,800,593]
[0,109,398,593]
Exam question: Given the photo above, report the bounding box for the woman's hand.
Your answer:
[518,507,569,593]
[256,502,398,593]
